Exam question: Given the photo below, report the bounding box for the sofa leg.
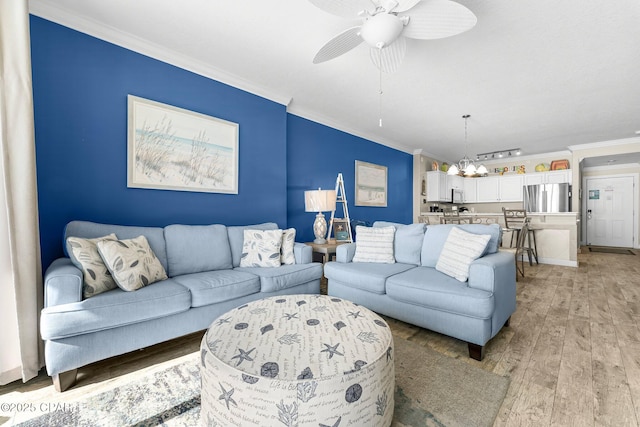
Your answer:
[468,343,485,361]
[53,369,77,392]
[505,316,511,327]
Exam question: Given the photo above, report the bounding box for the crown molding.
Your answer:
[477,150,572,165]
[28,0,293,106]
[568,136,640,152]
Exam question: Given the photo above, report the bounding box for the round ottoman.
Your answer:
[200,294,395,426]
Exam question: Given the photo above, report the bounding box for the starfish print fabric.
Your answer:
[200,295,395,426]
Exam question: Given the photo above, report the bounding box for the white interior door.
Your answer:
[585,176,634,247]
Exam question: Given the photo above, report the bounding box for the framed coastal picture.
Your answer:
[332,219,350,241]
[355,160,387,207]
[127,95,239,194]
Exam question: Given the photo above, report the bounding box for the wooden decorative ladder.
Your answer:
[327,173,352,242]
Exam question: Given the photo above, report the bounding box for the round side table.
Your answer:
[200,294,395,426]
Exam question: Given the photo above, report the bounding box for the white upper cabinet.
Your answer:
[499,175,525,202]
[524,170,572,186]
[476,176,500,202]
[425,171,448,202]
[463,179,477,203]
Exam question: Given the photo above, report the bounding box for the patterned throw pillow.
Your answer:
[240,229,283,268]
[352,226,396,264]
[280,228,296,265]
[66,234,118,298]
[97,235,168,291]
[436,227,491,282]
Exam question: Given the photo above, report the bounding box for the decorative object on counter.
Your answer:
[304,188,337,244]
[432,161,439,171]
[517,165,526,174]
[534,163,550,172]
[550,159,570,170]
[440,162,449,172]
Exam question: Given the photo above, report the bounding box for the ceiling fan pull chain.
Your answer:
[378,47,383,127]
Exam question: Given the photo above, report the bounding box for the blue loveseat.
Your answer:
[324,221,516,360]
[40,221,322,391]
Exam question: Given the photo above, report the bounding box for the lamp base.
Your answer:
[313,212,328,245]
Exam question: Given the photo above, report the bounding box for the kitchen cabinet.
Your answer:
[463,179,477,203]
[524,170,572,186]
[475,175,524,202]
[425,171,448,202]
[499,175,525,202]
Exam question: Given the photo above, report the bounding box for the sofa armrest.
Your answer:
[44,258,83,307]
[336,243,357,263]
[468,251,516,293]
[293,242,313,264]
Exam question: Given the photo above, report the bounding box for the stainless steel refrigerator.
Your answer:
[523,183,571,213]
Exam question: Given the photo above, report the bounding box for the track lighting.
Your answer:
[476,148,522,160]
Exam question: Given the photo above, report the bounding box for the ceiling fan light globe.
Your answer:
[360,13,404,48]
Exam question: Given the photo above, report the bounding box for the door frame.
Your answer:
[582,172,639,248]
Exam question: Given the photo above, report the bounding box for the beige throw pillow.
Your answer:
[97,235,168,291]
[436,227,491,282]
[66,234,118,298]
[352,226,396,264]
[240,229,283,268]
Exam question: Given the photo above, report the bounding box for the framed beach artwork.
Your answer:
[127,95,239,194]
[355,160,387,207]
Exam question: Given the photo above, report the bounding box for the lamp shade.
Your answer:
[304,189,336,212]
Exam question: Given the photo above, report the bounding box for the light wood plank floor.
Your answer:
[2,247,639,426]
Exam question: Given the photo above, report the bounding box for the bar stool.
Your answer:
[502,218,534,278]
[502,208,538,265]
[441,207,462,224]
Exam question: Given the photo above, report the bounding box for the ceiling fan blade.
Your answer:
[369,36,406,73]
[394,0,422,13]
[307,0,376,18]
[402,0,477,40]
[313,26,363,64]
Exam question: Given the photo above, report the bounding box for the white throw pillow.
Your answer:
[240,229,283,268]
[436,227,491,282]
[352,226,395,264]
[97,235,168,291]
[280,228,296,265]
[66,233,118,298]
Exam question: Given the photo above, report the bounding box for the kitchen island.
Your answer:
[418,212,579,267]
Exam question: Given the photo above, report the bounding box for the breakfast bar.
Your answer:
[418,212,579,267]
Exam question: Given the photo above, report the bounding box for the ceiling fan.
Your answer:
[309,0,477,72]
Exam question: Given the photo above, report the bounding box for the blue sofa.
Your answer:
[324,222,516,360]
[40,221,322,391]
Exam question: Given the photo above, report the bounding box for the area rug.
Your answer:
[15,338,509,427]
[589,246,635,255]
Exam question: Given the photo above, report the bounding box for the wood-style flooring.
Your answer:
[1,247,639,426]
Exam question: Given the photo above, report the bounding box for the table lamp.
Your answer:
[304,188,336,244]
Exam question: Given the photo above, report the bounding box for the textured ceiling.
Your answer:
[30,0,640,162]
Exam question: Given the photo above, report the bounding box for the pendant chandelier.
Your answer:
[448,115,487,176]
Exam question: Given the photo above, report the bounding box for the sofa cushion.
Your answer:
[352,226,396,263]
[373,221,425,265]
[421,224,501,268]
[97,236,168,291]
[66,233,118,298]
[64,221,169,272]
[235,263,323,293]
[40,279,190,340]
[324,261,414,294]
[227,223,279,267]
[240,229,283,268]
[164,224,232,276]
[172,270,261,307]
[386,267,495,319]
[436,227,491,282]
[281,228,296,265]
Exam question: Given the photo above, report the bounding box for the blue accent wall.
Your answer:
[287,115,413,242]
[30,16,413,269]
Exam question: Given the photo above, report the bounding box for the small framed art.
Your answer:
[332,219,351,241]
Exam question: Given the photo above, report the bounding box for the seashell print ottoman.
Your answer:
[200,294,395,426]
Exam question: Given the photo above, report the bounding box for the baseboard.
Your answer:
[537,257,578,267]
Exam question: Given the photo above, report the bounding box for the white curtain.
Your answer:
[0,0,44,385]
